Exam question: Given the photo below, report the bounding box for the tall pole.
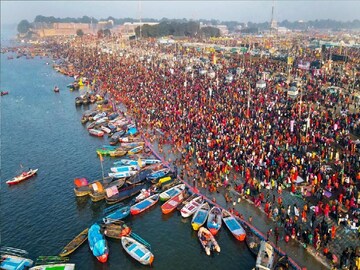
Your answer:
[139,1,142,40]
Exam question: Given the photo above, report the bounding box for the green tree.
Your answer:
[17,20,31,34]
[76,29,84,37]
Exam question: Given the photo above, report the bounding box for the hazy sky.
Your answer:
[1,1,360,25]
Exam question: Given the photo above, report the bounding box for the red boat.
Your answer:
[1,91,9,96]
[6,169,38,185]
[88,129,104,137]
[161,190,186,214]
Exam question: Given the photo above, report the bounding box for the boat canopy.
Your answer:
[91,182,104,193]
[106,186,119,198]
[74,178,88,187]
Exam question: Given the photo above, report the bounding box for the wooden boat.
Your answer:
[161,190,186,214]
[130,194,159,215]
[88,128,104,137]
[207,206,222,235]
[121,236,154,265]
[105,182,147,205]
[75,96,83,105]
[127,145,144,155]
[177,193,196,211]
[191,202,210,231]
[88,223,109,263]
[243,222,261,256]
[156,176,173,187]
[180,195,204,218]
[120,141,145,149]
[221,209,246,241]
[96,148,114,156]
[100,126,112,134]
[109,131,125,145]
[109,149,128,157]
[6,168,38,185]
[73,178,90,197]
[1,91,9,96]
[159,183,185,201]
[89,182,105,202]
[59,228,89,257]
[0,246,33,269]
[101,221,131,240]
[103,205,130,224]
[198,227,221,256]
[30,264,75,270]
[255,241,275,270]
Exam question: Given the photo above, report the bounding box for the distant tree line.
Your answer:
[134,21,220,38]
[17,15,360,36]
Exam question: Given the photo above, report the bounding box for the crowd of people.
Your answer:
[34,33,360,269]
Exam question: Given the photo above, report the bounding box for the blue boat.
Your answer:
[206,206,222,235]
[88,223,109,263]
[191,202,210,231]
[103,205,130,224]
[147,168,171,182]
[0,247,33,270]
[110,165,139,173]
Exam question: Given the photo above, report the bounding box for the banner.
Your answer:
[298,60,310,70]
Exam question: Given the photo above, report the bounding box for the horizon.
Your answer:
[1,1,360,25]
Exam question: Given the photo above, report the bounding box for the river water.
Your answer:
[0,41,257,269]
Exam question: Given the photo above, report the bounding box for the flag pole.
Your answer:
[99,154,104,180]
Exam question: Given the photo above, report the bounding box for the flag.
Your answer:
[99,153,103,162]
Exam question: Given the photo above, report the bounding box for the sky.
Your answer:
[1,1,360,25]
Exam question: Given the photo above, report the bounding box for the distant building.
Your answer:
[34,22,93,37]
[121,22,159,37]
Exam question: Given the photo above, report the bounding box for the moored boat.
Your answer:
[191,202,210,231]
[147,168,171,182]
[176,193,197,211]
[73,177,90,197]
[198,227,221,256]
[121,236,154,265]
[221,209,246,241]
[89,182,105,202]
[88,223,109,263]
[101,221,131,239]
[159,183,185,201]
[105,182,147,205]
[161,190,186,214]
[0,246,34,270]
[130,194,159,215]
[274,255,292,270]
[243,222,261,256]
[207,206,222,235]
[180,195,204,218]
[59,228,89,257]
[88,129,104,137]
[255,241,276,270]
[127,145,144,155]
[30,264,75,270]
[103,205,130,224]
[108,170,137,178]
[6,168,38,185]
[110,165,138,173]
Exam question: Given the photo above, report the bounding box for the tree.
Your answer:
[17,20,31,34]
[76,29,84,37]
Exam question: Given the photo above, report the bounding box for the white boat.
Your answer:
[222,209,246,241]
[30,264,75,270]
[255,241,275,270]
[6,169,38,185]
[198,227,221,256]
[101,126,112,134]
[159,183,185,201]
[88,129,104,137]
[121,236,154,265]
[180,195,204,218]
[0,247,34,269]
[108,171,138,178]
[110,165,139,173]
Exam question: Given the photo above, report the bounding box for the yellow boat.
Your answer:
[59,228,89,257]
